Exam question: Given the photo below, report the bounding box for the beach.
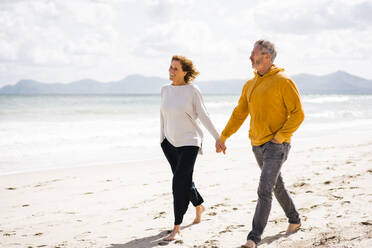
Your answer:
[1,94,372,247]
[1,127,372,247]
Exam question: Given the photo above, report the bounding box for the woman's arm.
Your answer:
[193,87,220,140]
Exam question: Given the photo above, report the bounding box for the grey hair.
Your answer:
[254,40,277,63]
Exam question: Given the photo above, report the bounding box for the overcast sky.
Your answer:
[0,0,371,87]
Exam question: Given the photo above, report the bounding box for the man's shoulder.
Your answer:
[275,71,292,80]
[243,77,256,87]
[273,72,297,87]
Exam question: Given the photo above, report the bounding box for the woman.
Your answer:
[160,55,221,241]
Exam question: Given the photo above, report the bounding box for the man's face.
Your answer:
[250,45,267,70]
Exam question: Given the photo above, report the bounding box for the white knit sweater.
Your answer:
[160,84,220,153]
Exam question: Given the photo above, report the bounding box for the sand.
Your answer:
[1,132,372,247]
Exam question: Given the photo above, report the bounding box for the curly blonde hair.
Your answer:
[171,55,200,83]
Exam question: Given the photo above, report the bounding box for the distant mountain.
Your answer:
[292,71,372,94]
[1,71,371,95]
[0,75,166,95]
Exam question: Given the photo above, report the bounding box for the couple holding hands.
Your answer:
[160,40,305,248]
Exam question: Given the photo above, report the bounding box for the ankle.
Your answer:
[172,225,181,233]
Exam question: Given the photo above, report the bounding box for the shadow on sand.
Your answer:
[258,229,300,246]
[258,233,287,246]
[107,224,193,248]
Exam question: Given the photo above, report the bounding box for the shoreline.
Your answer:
[0,155,166,177]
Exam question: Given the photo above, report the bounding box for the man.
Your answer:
[216,40,304,248]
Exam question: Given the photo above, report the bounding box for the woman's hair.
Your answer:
[171,55,200,83]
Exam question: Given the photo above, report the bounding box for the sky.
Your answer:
[0,0,372,87]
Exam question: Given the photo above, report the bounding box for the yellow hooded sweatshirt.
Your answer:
[220,65,304,146]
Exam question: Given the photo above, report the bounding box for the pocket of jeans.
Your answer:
[265,142,284,160]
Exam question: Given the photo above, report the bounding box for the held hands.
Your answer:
[215,139,226,154]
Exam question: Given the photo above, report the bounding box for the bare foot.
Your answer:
[193,205,205,224]
[241,239,256,248]
[163,225,181,241]
[286,222,301,234]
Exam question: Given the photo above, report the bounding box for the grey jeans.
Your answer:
[247,141,300,244]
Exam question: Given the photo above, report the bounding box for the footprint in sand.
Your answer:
[6,187,16,190]
[360,221,372,226]
[270,218,287,224]
[202,239,220,247]
[74,231,91,240]
[310,204,319,209]
[207,212,217,216]
[292,182,308,188]
[209,184,221,188]
[54,241,68,248]
[313,233,340,246]
[34,179,62,188]
[154,211,166,219]
[3,232,16,236]
[328,194,343,200]
[219,225,245,234]
[210,203,229,209]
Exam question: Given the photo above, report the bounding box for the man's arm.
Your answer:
[273,79,305,143]
[216,83,250,153]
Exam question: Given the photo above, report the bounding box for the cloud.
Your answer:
[0,0,117,67]
[253,0,372,34]
[351,1,372,24]
[144,0,196,21]
[0,0,372,86]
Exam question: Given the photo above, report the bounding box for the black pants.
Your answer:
[161,138,204,225]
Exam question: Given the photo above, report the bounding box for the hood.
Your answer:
[254,65,284,79]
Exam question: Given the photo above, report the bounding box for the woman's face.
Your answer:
[169,60,187,83]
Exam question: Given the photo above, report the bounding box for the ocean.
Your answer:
[1,94,372,175]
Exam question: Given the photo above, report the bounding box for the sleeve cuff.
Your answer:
[220,135,228,143]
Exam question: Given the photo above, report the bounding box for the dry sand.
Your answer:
[1,134,372,247]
